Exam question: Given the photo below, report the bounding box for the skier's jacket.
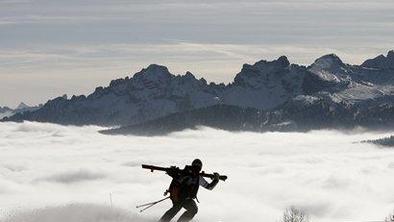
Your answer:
[167,165,218,203]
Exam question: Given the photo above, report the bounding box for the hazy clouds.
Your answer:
[3,204,153,222]
[1,0,394,107]
[1,122,394,221]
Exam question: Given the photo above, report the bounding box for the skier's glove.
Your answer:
[213,172,220,181]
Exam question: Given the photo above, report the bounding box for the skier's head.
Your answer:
[192,158,202,173]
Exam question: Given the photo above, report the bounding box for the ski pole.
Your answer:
[136,197,169,208]
[138,202,158,213]
[136,197,170,213]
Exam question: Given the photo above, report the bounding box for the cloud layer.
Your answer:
[3,204,153,222]
[1,122,394,221]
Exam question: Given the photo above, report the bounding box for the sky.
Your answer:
[1,0,394,107]
[1,122,394,222]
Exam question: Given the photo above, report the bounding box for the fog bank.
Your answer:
[0,122,394,222]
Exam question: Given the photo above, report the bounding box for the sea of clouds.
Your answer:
[0,121,394,222]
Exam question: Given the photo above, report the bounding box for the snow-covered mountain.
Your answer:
[0,103,42,119]
[4,65,222,126]
[308,54,351,87]
[4,51,394,133]
[222,56,313,109]
[0,106,13,119]
[307,53,394,101]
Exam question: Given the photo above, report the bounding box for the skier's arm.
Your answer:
[199,173,219,190]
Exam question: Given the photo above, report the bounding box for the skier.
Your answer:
[159,159,220,222]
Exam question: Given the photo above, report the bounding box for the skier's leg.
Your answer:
[177,199,198,222]
[159,202,182,222]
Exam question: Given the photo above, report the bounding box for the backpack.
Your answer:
[167,165,199,203]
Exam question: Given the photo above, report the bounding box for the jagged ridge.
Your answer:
[3,51,394,134]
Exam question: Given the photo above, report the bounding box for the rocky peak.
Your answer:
[309,54,345,71]
[307,54,351,83]
[388,50,394,57]
[184,71,196,79]
[0,106,12,112]
[173,71,202,87]
[181,71,205,85]
[238,56,291,76]
[134,64,172,82]
[253,56,290,70]
[16,102,30,110]
[277,56,291,67]
[361,50,394,69]
[233,56,297,89]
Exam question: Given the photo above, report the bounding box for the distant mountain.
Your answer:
[0,106,12,113]
[101,94,394,136]
[100,104,301,136]
[4,65,222,126]
[362,50,394,70]
[3,51,394,134]
[264,94,394,130]
[100,105,270,136]
[0,103,42,119]
[1,56,326,126]
[222,56,314,109]
[363,135,394,147]
[0,106,13,119]
[14,102,42,113]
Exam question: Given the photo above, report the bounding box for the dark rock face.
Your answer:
[233,56,291,88]
[223,56,311,109]
[362,51,394,70]
[0,106,12,113]
[356,51,394,84]
[4,51,394,135]
[100,105,269,136]
[363,135,394,147]
[0,103,42,119]
[267,95,394,131]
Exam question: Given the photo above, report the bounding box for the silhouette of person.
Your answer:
[159,159,220,222]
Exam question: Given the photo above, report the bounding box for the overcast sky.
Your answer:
[1,0,394,107]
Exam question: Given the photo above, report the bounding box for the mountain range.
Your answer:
[3,51,394,135]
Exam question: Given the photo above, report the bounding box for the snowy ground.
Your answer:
[0,122,394,222]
